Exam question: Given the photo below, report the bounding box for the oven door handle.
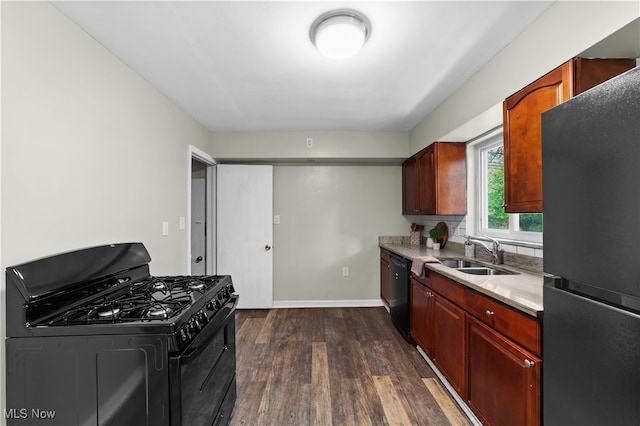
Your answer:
[180,295,239,363]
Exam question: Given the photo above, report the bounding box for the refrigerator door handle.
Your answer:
[544,274,564,288]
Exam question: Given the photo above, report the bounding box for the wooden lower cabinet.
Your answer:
[410,277,465,395]
[410,270,542,425]
[380,249,390,304]
[410,278,432,355]
[466,316,541,426]
[432,294,465,395]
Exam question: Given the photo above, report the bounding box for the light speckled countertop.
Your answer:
[379,242,543,318]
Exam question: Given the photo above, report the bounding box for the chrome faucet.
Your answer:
[467,235,504,265]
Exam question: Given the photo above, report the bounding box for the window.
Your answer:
[476,131,542,243]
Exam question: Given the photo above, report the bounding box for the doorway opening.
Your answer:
[189,145,216,275]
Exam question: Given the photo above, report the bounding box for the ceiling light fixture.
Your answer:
[310,9,371,60]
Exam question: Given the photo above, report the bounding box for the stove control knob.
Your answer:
[208,299,220,311]
[229,283,236,294]
[180,329,188,341]
[195,313,204,328]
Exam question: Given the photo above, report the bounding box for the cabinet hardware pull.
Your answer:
[485,310,494,317]
[524,359,535,368]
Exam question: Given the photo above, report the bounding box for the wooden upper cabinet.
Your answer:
[402,155,419,214]
[503,57,635,213]
[402,142,466,215]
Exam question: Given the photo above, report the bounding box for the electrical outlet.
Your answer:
[342,267,349,277]
[306,138,313,148]
[179,216,185,230]
[162,221,169,236]
[274,215,280,224]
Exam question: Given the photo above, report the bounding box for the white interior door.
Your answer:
[216,164,273,309]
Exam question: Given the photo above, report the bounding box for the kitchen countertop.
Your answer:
[380,242,543,318]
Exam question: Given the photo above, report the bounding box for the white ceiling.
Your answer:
[53,1,554,132]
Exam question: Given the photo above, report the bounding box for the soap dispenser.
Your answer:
[465,236,475,257]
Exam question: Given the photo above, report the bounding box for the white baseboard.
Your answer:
[272,299,385,308]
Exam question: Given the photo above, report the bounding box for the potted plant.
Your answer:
[429,227,442,250]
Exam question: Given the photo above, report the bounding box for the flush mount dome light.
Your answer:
[310,9,371,59]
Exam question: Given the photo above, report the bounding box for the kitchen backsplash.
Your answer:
[379,236,543,274]
[403,215,466,243]
[402,215,543,259]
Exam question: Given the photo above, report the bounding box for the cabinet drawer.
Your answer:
[430,273,464,306]
[464,288,541,356]
[380,249,390,263]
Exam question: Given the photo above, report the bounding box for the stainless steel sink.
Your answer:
[438,258,520,275]
[439,259,484,268]
[455,267,516,275]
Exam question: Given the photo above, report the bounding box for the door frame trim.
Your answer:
[188,145,216,275]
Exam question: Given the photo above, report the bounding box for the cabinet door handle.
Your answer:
[524,359,535,368]
[485,310,494,318]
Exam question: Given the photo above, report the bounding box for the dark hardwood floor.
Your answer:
[231,307,471,425]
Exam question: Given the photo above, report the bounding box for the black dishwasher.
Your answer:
[389,253,415,345]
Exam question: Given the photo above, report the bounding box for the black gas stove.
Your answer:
[5,243,238,426]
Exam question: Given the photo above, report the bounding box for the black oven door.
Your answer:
[170,295,238,426]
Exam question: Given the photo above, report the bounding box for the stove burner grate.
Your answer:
[93,305,121,319]
[46,275,222,326]
[59,293,192,325]
[144,304,173,319]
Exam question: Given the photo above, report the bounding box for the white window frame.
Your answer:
[473,129,543,244]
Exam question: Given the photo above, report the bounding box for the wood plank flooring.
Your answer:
[230,307,472,425]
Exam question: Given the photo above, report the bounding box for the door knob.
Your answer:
[195,256,203,263]
[265,244,272,251]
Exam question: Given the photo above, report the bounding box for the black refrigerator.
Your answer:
[542,65,640,425]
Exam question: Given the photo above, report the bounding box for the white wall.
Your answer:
[210,131,409,160]
[410,1,640,153]
[272,164,410,305]
[208,132,412,305]
[1,2,210,418]
[1,1,209,270]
